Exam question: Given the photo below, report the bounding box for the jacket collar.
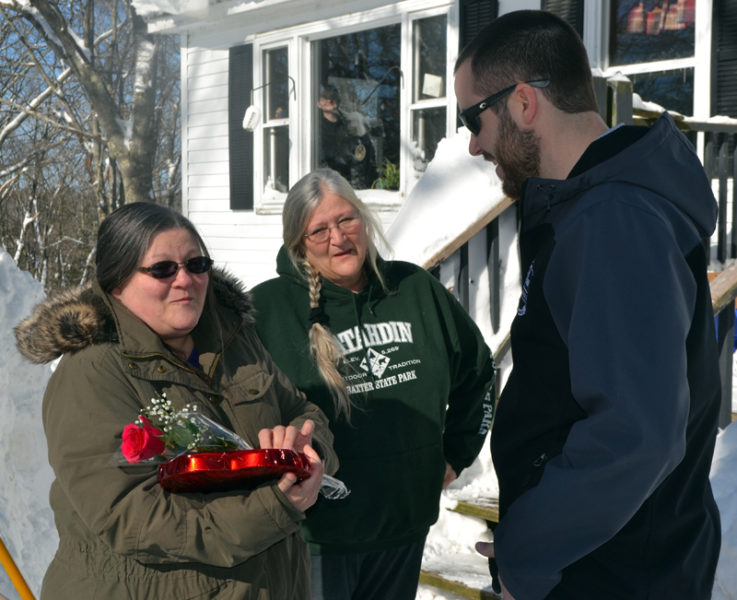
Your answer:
[519,113,717,236]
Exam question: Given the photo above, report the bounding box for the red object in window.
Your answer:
[158,448,312,493]
[626,3,645,34]
[646,6,664,35]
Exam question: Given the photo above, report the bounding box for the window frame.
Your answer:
[584,0,712,120]
[251,39,297,214]
[405,6,458,191]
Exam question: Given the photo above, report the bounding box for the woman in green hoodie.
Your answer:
[250,168,496,600]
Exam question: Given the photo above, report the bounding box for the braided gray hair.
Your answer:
[282,169,389,420]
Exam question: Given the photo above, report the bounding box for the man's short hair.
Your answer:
[455,10,598,114]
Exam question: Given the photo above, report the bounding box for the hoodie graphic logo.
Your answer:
[337,321,413,354]
[517,260,535,316]
[360,348,391,378]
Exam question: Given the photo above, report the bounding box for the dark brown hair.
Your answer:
[455,10,598,114]
[95,202,210,293]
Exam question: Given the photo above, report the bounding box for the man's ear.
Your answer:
[509,82,540,126]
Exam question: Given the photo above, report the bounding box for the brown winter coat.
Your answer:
[14,270,337,600]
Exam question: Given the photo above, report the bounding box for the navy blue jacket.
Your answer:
[493,114,721,599]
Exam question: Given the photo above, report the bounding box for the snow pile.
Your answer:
[711,422,737,599]
[385,129,521,358]
[386,129,504,268]
[0,249,56,600]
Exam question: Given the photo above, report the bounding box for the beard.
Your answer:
[495,108,541,200]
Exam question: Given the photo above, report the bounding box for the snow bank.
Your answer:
[386,129,504,268]
[0,249,56,600]
[711,421,737,600]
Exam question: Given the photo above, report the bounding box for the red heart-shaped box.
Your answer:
[158,448,312,493]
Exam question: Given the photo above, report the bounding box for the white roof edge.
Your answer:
[137,0,294,34]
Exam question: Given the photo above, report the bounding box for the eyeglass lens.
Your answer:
[459,84,517,137]
[460,80,550,137]
[460,113,481,137]
[306,216,360,243]
[142,256,213,279]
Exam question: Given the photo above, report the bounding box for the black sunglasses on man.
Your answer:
[459,79,550,136]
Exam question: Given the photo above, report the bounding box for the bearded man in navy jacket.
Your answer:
[454,10,721,600]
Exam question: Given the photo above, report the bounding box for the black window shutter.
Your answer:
[229,44,254,210]
[543,0,584,38]
[459,0,499,50]
[714,0,737,119]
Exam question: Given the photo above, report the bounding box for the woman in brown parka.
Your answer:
[14,202,338,600]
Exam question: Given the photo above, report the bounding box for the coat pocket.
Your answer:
[229,364,275,404]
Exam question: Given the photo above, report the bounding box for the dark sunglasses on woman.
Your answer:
[138,256,214,279]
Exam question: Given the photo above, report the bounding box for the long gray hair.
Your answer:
[282,168,388,421]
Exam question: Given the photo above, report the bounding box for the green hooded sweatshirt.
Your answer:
[251,247,495,554]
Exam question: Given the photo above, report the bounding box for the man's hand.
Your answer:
[475,541,515,600]
[476,540,495,558]
[442,462,457,489]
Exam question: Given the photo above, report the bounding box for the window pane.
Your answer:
[412,107,446,173]
[263,47,290,120]
[413,15,447,102]
[630,67,693,116]
[610,1,695,65]
[313,25,401,190]
[263,126,289,192]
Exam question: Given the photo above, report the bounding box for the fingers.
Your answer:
[476,542,512,598]
[281,425,298,450]
[475,540,495,558]
[442,462,457,489]
[300,419,315,439]
[258,425,290,449]
[258,421,314,451]
[277,471,299,494]
[257,427,275,449]
[302,443,320,461]
[281,445,324,512]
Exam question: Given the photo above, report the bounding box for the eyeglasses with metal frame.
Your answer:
[458,79,550,136]
[138,256,214,279]
[303,215,362,244]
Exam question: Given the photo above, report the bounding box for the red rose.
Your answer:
[121,416,166,463]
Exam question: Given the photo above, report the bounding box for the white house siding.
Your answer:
[181,29,280,288]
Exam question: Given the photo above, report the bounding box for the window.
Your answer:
[410,14,448,177]
[610,0,695,64]
[246,5,453,213]
[606,1,695,115]
[262,47,292,194]
[312,25,401,191]
[628,67,694,116]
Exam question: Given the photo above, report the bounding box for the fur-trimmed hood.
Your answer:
[14,268,254,364]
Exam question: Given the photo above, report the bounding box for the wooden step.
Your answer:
[448,497,499,527]
[443,488,500,526]
[420,551,501,599]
